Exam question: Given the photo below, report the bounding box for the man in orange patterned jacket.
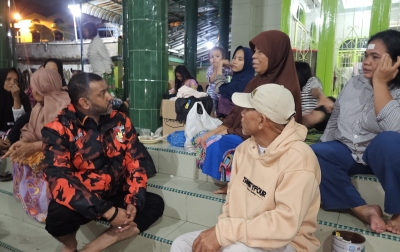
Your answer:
[42,73,164,252]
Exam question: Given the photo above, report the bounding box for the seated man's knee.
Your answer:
[372,131,400,146]
[221,242,250,252]
[152,193,165,217]
[170,234,192,252]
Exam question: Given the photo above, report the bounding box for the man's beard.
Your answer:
[90,102,113,116]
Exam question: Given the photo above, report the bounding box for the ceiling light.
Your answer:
[206,41,214,49]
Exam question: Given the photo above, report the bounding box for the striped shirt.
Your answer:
[206,65,233,108]
[321,75,400,163]
[301,77,323,114]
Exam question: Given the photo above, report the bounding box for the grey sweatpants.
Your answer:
[170,230,296,252]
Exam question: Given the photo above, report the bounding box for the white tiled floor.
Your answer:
[147,187,188,221]
[148,173,206,192]
[0,212,177,252]
[145,216,186,239]
[186,196,223,228]
[0,215,53,252]
[2,153,400,251]
[190,181,226,200]
[317,209,340,224]
[164,222,209,241]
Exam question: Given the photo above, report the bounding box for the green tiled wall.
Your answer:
[127,0,168,131]
[0,0,10,68]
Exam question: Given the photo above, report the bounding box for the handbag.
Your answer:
[184,102,222,152]
[175,96,213,122]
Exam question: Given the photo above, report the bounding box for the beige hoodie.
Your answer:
[215,118,321,251]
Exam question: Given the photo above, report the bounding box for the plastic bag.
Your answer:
[167,130,186,147]
[184,102,222,152]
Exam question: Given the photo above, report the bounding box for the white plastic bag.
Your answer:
[184,102,222,152]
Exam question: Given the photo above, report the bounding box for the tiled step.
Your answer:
[0,211,176,252]
[1,173,400,252]
[146,143,386,211]
[147,173,225,228]
[148,174,400,249]
[145,142,210,182]
[1,143,387,211]
[0,142,398,252]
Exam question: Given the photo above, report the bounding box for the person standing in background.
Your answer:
[82,22,115,97]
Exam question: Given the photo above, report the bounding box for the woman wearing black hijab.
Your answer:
[0,68,31,134]
[0,68,31,172]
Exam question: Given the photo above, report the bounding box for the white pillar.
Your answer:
[231,0,283,52]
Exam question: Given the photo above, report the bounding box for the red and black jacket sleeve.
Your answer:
[122,116,148,211]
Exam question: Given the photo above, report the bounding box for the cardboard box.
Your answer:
[161,99,185,135]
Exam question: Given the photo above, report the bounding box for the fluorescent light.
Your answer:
[206,41,214,49]
[68,4,81,17]
[168,49,179,53]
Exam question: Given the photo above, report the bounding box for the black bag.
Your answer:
[175,96,213,122]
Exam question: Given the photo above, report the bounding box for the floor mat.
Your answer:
[305,129,322,145]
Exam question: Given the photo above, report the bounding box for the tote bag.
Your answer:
[184,102,222,152]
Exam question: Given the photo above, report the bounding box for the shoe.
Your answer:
[0,171,12,182]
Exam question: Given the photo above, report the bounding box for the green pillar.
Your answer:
[0,0,10,68]
[280,0,291,36]
[218,0,230,57]
[184,0,198,77]
[122,0,129,100]
[369,0,391,37]
[128,0,168,131]
[316,0,338,96]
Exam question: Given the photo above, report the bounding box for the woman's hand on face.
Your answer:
[373,54,400,86]
[10,84,20,99]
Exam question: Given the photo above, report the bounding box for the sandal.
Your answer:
[0,171,12,182]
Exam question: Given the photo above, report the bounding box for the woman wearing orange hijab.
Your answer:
[195,31,302,194]
[3,68,71,222]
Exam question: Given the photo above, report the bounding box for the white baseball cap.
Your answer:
[232,84,296,124]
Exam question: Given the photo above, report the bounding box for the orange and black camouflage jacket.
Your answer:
[42,104,148,220]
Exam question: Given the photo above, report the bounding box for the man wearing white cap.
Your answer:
[171,84,321,252]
